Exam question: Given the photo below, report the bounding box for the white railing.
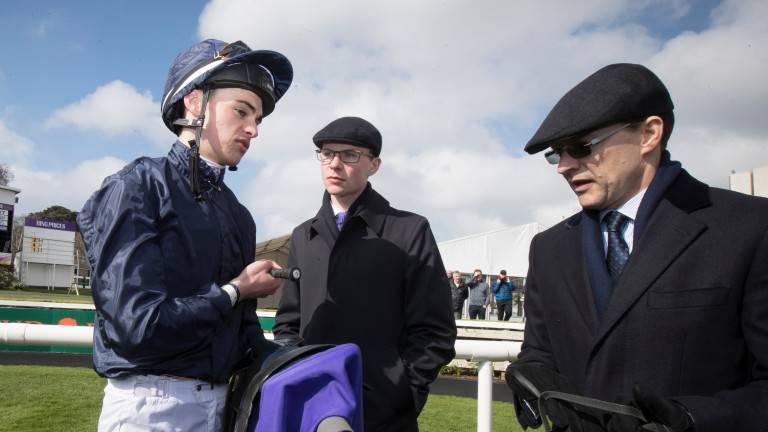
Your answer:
[0,322,93,347]
[0,322,519,432]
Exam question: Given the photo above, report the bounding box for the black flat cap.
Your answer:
[313,117,382,156]
[525,63,674,154]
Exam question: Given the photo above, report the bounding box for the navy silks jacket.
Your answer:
[77,141,266,383]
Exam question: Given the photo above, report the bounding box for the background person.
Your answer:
[273,116,456,432]
[492,269,515,321]
[77,39,292,432]
[450,270,469,319]
[466,269,490,320]
[509,63,768,431]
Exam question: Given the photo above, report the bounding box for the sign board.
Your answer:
[0,207,9,232]
[0,203,12,265]
[21,217,76,287]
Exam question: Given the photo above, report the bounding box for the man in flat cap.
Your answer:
[506,64,768,431]
[273,116,457,431]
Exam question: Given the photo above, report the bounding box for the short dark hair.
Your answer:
[658,110,675,151]
[626,111,675,152]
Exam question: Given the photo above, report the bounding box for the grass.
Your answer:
[0,365,521,432]
[420,394,521,432]
[0,287,95,305]
[0,366,104,432]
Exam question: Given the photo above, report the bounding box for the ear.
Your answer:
[368,157,382,177]
[182,89,203,118]
[639,116,663,157]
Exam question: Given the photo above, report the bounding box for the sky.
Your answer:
[1,0,766,243]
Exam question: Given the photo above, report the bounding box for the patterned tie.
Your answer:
[605,211,630,279]
[335,211,347,231]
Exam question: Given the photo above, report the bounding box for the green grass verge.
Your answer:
[0,365,521,432]
[0,287,95,305]
[420,394,521,431]
[0,366,104,432]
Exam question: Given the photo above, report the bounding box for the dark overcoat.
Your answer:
[273,185,457,432]
[519,167,768,432]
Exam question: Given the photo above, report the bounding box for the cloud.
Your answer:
[12,157,128,216]
[44,80,174,148]
[192,0,768,241]
[651,0,768,136]
[0,119,35,165]
[33,18,54,38]
[13,0,763,242]
[240,158,326,240]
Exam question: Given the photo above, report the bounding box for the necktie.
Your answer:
[335,211,347,231]
[605,211,630,279]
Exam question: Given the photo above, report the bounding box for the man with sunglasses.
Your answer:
[273,116,457,431]
[506,64,768,431]
[77,39,292,431]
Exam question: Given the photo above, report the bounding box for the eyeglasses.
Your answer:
[316,149,374,164]
[544,123,633,165]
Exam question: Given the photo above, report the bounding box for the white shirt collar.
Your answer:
[599,188,647,223]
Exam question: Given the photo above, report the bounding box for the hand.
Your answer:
[605,385,695,432]
[231,260,283,300]
[632,385,694,431]
[603,396,643,432]
[505,362,603,431]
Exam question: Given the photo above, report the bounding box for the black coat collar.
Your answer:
[308,183,391,248]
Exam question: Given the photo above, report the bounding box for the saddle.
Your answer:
[223,343,364,432]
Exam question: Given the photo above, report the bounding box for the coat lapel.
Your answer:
[594,171,711,343]
[557,214,602,334]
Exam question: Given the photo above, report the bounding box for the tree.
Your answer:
[0,162,13,186]
[11,214,22,246]
[0,266,25,290]
[29,205,78,222]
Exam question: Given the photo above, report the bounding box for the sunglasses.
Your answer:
[544,122,633,165]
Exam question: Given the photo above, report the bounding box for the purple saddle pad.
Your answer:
[250,343,363,432]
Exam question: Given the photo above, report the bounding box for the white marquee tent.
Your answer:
[437,223,547,278]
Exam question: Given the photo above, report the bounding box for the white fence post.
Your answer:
[477,360,494,432]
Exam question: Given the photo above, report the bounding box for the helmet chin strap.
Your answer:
[174,85,239,198]
[187,84,211,201]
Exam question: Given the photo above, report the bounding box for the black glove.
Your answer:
[602,395,643,432]
[505,362,603,432]
[605,385,695,432]
[633,385,695,431]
